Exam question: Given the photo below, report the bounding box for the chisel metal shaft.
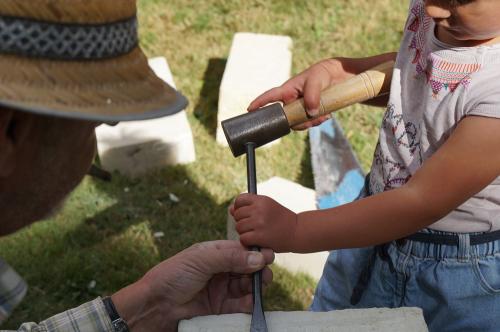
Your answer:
[245,142,268,332]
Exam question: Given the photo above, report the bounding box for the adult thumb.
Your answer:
[192,241,268,276]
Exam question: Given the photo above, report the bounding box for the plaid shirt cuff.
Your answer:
[0,259,28,325]
[17,298,114,332]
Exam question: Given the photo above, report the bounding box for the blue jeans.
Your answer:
[310,229,500,331]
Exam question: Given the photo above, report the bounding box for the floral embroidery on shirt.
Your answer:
[372,142,412,192]
[426,54,481,96]
[382,103,421,157]
[371,103,420,192]
[407,0,481,96]
[407,0,432,75]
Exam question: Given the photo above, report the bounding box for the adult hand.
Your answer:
[111,240,274,332]
[230,194,298,253]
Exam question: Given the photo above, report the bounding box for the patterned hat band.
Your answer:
[0,15,138,60]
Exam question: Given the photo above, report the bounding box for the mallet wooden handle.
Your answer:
[284,60,394,127]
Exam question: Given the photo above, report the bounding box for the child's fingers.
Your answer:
[235,219,254,234]
[233,193,257,209]
[303,77,324,118]
[292,115,331,131]
[229,203,235,216]
[233,206,253,221]
[308,115,331,127]
[239,232,260,248]
[248,79,304,111]
[248,87,284,111]
[292,121,314,131]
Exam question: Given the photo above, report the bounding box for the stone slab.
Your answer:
[227,177,328,281]
[179,308,428,332]
[216,32,293,146]
[96,57,195,177]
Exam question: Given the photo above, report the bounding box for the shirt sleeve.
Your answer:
[14,298,114,332]
[465,63,500,119]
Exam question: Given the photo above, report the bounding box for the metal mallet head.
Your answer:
[222,103,291,157]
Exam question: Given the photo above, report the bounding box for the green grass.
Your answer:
[1,0,408,328]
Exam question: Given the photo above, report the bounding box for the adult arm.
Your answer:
[11,241,273,331]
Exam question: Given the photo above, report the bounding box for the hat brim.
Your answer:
[0,47,188,122]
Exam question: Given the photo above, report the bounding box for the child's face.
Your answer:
[425,0,500,46]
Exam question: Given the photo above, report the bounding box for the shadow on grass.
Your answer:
[2,165,228,328]
[264,265,316,311]
[3,164,309,328]
[193,58,227,137]
[297,136,314,189]
[264,281,312,311]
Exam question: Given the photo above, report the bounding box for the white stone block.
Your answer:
[96,57,195,177]
[227,177,328,281]
[148,57,177,88]
[179,308,428,332]
[216,32,293,146]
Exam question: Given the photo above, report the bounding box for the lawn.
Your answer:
[1,0,408,328]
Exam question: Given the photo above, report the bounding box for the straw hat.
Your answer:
[0,0,188,122]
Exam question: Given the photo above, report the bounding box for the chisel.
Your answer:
[245,142,268,332]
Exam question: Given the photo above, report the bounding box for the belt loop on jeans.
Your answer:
[350,243,395,305]
[458,233,471,262]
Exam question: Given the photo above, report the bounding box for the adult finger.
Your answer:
[228,266,274,297]
[191,241,269,276]
[208,241,274,264]
[220,294,254,314]
[260,248,275,264]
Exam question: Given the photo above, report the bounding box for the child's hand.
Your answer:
[230,194,298,253]
[248,53,397,130]
[248,58,342,130]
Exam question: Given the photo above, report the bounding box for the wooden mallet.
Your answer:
[222,60,394,157]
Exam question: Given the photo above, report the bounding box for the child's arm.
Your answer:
[248,52,397,130]
[231,116,500,253]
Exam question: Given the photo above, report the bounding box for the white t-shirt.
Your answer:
[369,0,500,232]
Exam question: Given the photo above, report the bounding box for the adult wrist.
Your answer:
[111,277,179,332]
[102,296,130,332]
